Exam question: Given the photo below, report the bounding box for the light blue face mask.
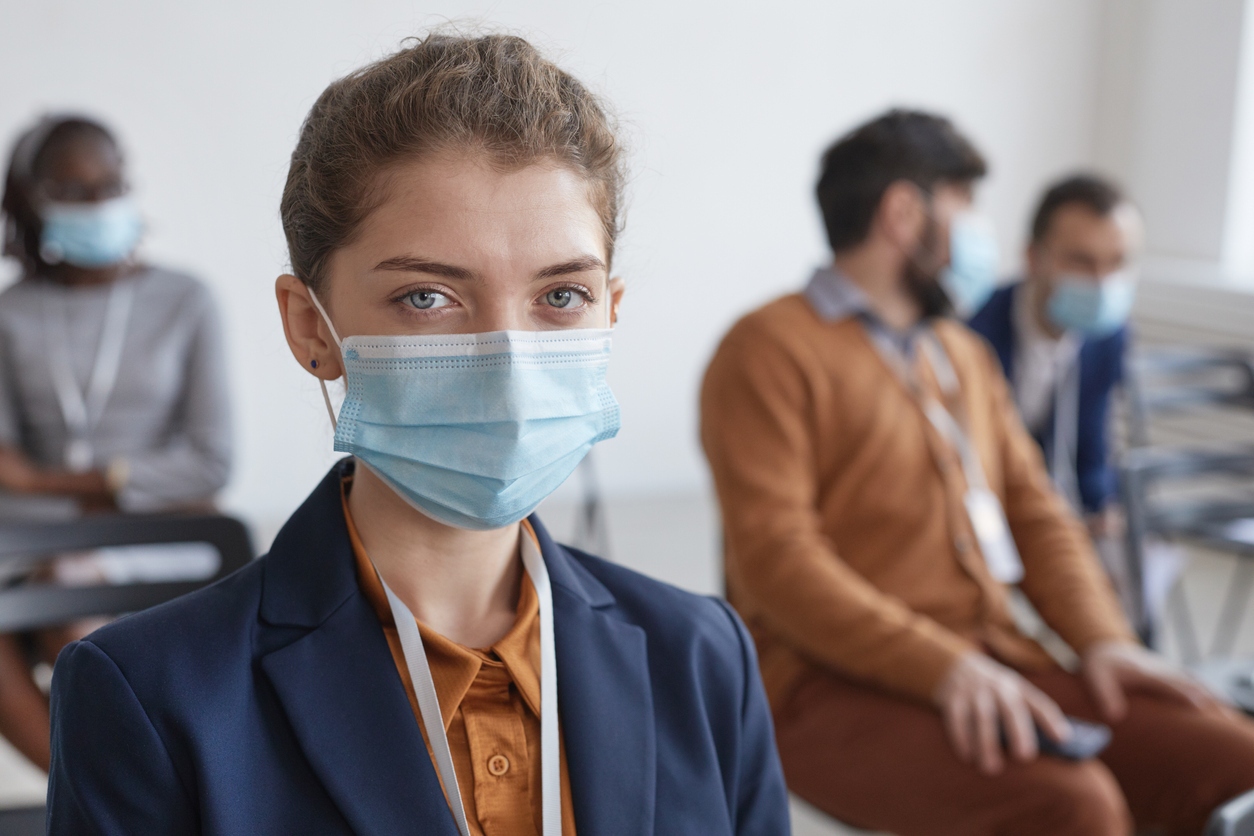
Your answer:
[309,293,620,530]
[1046,272,1136,337]
[939,212,1000,316]
[39,196,143,268]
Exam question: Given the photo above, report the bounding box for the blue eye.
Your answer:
[545,288,584,309]
[404,290,450,310]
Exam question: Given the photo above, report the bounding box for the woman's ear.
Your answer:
[275,274,343,380]
[608,276,625,326]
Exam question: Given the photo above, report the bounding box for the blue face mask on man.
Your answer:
[39,196,143,268]
[1046,271,1136,337]
[309,292,621,530]
[939,211,1000,316]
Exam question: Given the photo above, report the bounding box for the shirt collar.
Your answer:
[341,475,544,725]
[804,265,875,322]
[805,264,925,355]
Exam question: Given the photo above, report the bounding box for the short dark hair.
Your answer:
[1029,173,1127,243]
[816,109,987,252]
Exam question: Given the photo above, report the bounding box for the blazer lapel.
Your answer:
[531,518,657,836]
[256,468,657,836]
[258,461,459,836]
[261,594,460,836]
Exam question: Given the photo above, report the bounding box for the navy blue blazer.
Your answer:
[967,283,1127,512]
[47,460,789,835]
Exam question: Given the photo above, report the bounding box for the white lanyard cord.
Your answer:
[1050,355,1084,512]
[865,324,990,491]
[867,322,1026,584]
[373,531,561,836]
[43,280,135,471]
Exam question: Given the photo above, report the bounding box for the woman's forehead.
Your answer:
[36,132,122,182]
[361,155,606,257]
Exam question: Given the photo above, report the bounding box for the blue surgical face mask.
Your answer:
[939,211,1000,316]
[309,293,620,530]
[1046,271,1136,337]
[39,196,143,268]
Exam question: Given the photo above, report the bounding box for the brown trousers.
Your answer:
[776,666,1254,836]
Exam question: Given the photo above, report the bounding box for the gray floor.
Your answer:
[4,490,1247,834]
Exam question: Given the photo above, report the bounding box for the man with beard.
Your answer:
[700,110,1254,835]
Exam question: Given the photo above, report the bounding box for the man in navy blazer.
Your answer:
[968,174,1140,534]
[46,460,790,835]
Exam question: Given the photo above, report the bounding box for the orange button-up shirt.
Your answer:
[342,482,577,836]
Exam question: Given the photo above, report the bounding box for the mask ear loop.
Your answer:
[306,290,343,432]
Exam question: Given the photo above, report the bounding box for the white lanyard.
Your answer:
[374,529,561,836]
[1050,354,1083,512]
[864,325,984,485]
[43,280,135,472]
[865,323,1025,584]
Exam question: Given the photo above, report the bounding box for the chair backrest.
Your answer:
[0,513,253,835]
[1206,788,1254,836]
[1126,346,1254,448]
[1119,346,1254,646]
[0,513,253,632]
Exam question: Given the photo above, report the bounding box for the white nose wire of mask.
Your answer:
[307,290,343,432]
[305,286,614,432]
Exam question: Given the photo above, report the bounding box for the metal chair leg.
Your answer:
[1211,557,1254,659]
[1170,580,1204,666]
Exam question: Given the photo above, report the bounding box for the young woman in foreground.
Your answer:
[46,32,788,835]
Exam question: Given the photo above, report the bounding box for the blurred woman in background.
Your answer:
[0,115,231,769]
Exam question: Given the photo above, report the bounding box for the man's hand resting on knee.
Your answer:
[1081,641,1217,722]
[933,651,1072,775]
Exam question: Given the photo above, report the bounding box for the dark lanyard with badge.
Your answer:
[866,322,1026,585]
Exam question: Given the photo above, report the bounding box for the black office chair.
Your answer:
[1122,445,1254,660]
[0,512,254,835]
[1120,346,1254,653]
[1124,346,1254,451]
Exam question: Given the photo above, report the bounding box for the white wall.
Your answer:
[1091,0,1254,337]
[1094,0,1252,279]
[0,0,1109,545]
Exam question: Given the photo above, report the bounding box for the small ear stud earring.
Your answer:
[311,360,318,369]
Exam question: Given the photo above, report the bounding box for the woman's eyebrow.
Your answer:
[373,256,476,280]
[534,255,606,280]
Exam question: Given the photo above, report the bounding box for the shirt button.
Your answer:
[487,754,510,776]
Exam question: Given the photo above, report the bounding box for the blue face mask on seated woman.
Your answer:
[1046,271,1136,337]
[309,292,620,530]
[39,196,143,268]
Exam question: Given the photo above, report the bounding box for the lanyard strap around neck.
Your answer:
[374,530,561,836]
[864,323,989,491]
[1050,353,1083,511]
[43,280,136,471]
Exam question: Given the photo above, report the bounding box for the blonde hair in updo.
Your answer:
[280,31,625,292]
